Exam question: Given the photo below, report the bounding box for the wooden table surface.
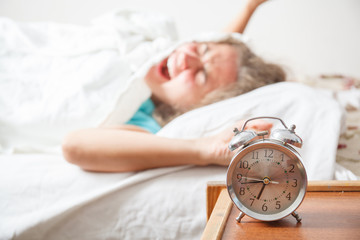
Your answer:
[201,181,360,240]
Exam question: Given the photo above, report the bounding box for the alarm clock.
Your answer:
[226,116,307,223]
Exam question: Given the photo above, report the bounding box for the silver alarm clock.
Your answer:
[226,117,307,222]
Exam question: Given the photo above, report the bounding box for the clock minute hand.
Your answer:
[257,183,266,200]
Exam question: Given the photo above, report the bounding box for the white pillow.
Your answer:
[158,82,344,180]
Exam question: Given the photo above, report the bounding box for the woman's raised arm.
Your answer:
[223,0,267,33]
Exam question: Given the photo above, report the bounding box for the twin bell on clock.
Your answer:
[226,116,307,223]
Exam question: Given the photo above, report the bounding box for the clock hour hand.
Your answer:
[241,180,263,184]
[244,177,263,182]
[244,177,279,184]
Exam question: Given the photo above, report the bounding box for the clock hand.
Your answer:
[257,183,266,200]
[241,180,263,184]
[244,177,263,182]
[244,177,279,184]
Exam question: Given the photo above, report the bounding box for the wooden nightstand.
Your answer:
[201,181,360,240]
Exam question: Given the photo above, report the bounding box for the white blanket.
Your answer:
[0,10,248,154]
[1,82,357,240]
[0,10,177,153]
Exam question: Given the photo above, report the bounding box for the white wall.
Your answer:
[1,0,359,77]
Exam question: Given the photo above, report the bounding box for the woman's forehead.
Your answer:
[206,42,238,62]
[204,43,239,84]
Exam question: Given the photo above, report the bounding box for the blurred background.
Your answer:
[0,0,359,78]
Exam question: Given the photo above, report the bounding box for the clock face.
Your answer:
[227,140,307,221]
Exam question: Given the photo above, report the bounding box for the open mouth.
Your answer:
[158,57,171,81]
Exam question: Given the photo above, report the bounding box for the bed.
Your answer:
[0,10,359,240]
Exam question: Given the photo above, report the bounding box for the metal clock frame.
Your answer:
[226,138,308,222]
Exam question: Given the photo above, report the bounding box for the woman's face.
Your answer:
[145,42,239,109]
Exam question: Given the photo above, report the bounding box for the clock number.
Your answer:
[264,149,273,158]
[262,203,268,212]
[289,164,295,173]
[239,161,249,169]
[237,173,243,182]
[252,151,259,159]
[250,198,255,206]
[286,193,291,201]
[275,201,281,209]
[292,179,298,187]
[280,154,284,161]
[239,187,245,195]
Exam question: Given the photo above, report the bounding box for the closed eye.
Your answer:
[195,43,209,86]
[195,70,207,86]
[198,43,209,56]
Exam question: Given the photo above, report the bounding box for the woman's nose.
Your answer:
[179,51,202,71]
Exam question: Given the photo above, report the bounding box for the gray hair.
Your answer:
[153,41,286,126]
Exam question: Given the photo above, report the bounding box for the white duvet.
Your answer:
[0,10,359,240]
[0,10,176,153]
[0,10,247,154]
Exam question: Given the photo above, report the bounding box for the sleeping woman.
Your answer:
[62,0,283,172]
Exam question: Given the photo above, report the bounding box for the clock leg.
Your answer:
[291,211,302,222]
[236,212,245,223]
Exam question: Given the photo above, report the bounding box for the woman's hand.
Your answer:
[197,119,273,167]
[246,0,268,11]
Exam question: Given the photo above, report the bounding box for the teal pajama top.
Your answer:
[125,99,161,134]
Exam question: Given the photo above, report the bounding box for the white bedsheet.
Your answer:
[1,82,358,240]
